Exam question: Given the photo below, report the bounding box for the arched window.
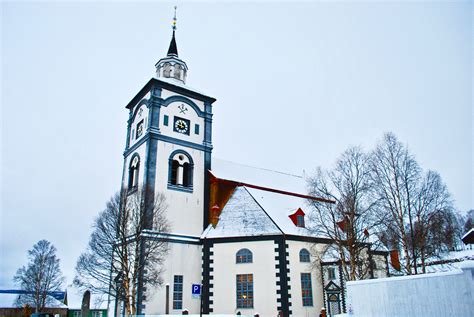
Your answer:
[128,155,140,190]
[300,248,310,262]
[168,150,193,191]
[174,65,182,79]
[163,63,171,77]
[236,249,253,263]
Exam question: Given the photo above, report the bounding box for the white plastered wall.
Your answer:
[287,240,326,317]
[129,93,151,148]
[145,242,203,315]
[160,89,206,145]
[211,240,279,317]
[154,141,205,237]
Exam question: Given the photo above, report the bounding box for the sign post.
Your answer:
[191,284,202,317]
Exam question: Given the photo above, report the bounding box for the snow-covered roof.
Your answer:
[202,187,282,238]
[156,77,214,100]
[0,294,19,308]
[245,186,312,236]
[462,228,474,244]
[321,244,344,262]
[0,293,67,309]
[368,234,389,252]
[423,249,474,273]
[211,159,307,194]
[206,159,331,238]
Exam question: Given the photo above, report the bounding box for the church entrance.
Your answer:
[327,293,341,316]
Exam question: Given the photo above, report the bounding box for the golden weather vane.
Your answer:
[172,6,177,31]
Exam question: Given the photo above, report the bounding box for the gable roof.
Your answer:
[245,186,312,236]
[211,159,307,194]
[206,159,335,238]
[202,186,282,238]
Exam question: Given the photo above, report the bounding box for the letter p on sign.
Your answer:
[192,284,201,296]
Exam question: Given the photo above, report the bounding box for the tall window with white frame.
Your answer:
[301,273,313,307]
[173,275,183,310]
[236,274,253,309]
[128,155,140,190]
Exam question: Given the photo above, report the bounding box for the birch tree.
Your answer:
[74,188,169,315]
[307,146,379,281]
[369,132,420,274]
[411,170,454,272]
[14,240,64,313]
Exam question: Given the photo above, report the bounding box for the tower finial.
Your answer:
[156,5,187,84]
[172,6,177,31]
[167,6,179,57]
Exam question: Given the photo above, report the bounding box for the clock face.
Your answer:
[173,117,190,135]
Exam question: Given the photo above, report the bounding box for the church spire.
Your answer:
[167,6,178,57]
[155,6,188,84]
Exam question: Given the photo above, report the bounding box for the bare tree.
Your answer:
[369,132,421,274]
[463,209,474,232]
[410,170,454,272]
[14,240,64,313]
[74,187,169,315]
[307,146,379,281]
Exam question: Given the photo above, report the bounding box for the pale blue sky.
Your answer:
[1,1,472,288]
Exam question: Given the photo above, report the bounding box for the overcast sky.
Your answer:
[1,1,472,289]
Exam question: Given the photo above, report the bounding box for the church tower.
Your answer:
[120,8,216,314]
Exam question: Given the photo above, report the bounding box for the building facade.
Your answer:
[117,23,389,317]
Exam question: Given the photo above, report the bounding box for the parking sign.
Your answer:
[192,284,201,298]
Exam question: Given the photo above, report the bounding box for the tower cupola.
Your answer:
[155,7,188,84]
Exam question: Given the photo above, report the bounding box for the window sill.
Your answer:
[167,183,193,193]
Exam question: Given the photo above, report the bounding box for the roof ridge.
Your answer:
[242,186,285,235]
[213,158,303,179]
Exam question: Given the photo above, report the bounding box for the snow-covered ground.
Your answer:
[422,248,474,273]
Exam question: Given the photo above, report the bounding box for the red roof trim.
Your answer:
[208,172,335,204]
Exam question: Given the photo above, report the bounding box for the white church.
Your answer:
[117,17,390,317]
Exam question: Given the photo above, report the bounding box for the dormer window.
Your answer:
[128,155,140,190]
[297,215,305,228]
[289,208,306,228]
[168,150,193,192]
